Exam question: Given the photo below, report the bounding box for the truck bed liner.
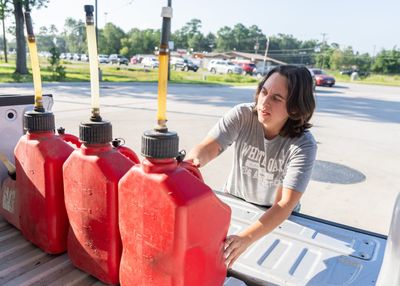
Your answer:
[221,193,386,286]
[0,193,387,286]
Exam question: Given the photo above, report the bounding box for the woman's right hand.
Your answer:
[224,234,252,269]
[186,137,222,168]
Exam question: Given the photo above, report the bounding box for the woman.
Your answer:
[186,65,317,268]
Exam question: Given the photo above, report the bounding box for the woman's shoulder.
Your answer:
[233,102,255,112]
[230,103,256,119]
[288,131,317,150]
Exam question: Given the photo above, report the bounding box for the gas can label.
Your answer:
[2,186,15,213]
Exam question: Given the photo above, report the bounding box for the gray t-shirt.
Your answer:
[208,103,317,206]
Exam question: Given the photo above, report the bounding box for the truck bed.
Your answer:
[221,193,386,286]
[0,193,386,286]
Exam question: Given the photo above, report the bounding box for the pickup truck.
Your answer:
[0,94,399,286]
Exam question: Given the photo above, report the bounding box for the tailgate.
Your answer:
[219,193,386,286]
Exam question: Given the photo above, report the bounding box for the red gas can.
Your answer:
[63,121,139,285]
[0,176,19,230]
[118,130,231,286]
[14,111,77,254]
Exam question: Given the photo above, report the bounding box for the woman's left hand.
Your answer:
[224,235,252,269]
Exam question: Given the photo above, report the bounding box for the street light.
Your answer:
[262,36,270,74]
[104,12,108,25]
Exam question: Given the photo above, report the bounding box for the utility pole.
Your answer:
[104,12,108,26]
[254,38,259,56]
[262,36,269,74]
[372,44,376,66]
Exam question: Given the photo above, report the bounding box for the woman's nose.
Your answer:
[261,94,271,106]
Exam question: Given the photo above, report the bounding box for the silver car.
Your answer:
[208,60,243,74]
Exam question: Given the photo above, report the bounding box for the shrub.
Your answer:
[48,46,66,81]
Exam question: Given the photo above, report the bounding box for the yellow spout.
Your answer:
[27,38,43,110]
[157,52,169,128]
[85,23,100,117]
[0,152,16,174]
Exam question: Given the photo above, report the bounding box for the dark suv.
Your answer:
[173,58,199,72]
[109,54,129,65]
[340,69,369,77]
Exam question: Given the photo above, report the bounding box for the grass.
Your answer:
[330,70,400,87]
[1,56,399,86]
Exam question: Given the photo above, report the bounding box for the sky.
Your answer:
[5,0,400,55]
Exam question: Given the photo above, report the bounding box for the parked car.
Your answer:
[98,54,110,64]
[80,54,89,62]
[235,62,256,75]
[130,56,142,64]
[208,60,242,74]
[309,68,336,87]
[65,53,73,60]
[109,54,129,65]
[253,63,277,78]
[173,58,199,72]
[307,68,317,91]
[142,57,159,69]
[72,53,81,61]
[340,69,369,77]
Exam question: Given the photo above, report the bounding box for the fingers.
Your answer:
[223,235,247,269]
[183,158,201,168]
[225,246,241,269]
[191,158,201,167]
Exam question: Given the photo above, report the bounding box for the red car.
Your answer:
[309,68,335,87]
[235,62,256,75]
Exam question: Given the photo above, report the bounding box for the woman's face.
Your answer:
[256,72,289,137]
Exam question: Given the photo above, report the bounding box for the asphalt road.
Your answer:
[1,81,399,234]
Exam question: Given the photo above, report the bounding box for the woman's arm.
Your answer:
[224,186,303,268]
[186,136,222,168]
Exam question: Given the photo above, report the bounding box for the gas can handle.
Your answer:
[176,150,204,182]
[57,127,82,148]
[112,138,140,164]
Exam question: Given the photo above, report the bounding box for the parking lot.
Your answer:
[1,81,399,234]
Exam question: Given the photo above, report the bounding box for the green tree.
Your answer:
[372,48,400,74]
[298,40,318,65]
[247,25,265,52]
[188,33,205,51]
[171,28,187,49]
[121,28,159,56]
[203,32,216,52]
[62,17,85,54]
[268,34,303,63]
[36,24,60,52]
[328,46,360,70]
[354,52,372,72]
[48,45,65,80]
[216,26,235,51]
[99,22,125,55]
[11,0,49,74]
[0,0,11,62]
[171,18,203,51]
[215,24,265,53]
[231,23,249,51]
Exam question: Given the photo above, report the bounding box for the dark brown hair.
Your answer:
[253,65,315,138]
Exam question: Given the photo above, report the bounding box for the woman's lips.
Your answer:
[259,109,271,116]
